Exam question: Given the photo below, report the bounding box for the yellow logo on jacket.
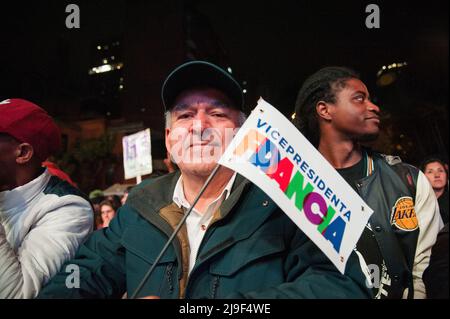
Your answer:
[390,197,418,231]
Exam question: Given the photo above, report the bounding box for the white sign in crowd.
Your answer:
[122,128,153,181]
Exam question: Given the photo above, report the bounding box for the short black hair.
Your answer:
[294,66,359,147]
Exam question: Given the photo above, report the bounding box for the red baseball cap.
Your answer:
[0,98,62,161]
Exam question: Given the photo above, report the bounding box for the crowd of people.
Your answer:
[0,61,447,299]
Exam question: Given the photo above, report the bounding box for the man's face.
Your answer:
[326,78,381,142]
[165,88,241,177]
[0,134,19,191]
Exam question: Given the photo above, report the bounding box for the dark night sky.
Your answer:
[0,1,447,106]
[0,0,448,162]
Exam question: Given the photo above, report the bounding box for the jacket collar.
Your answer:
[127,170,181,218]
[127,170,250,220]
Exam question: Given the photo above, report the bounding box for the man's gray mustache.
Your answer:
[184,140,222,150]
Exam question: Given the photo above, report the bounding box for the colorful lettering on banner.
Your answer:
[236,129,346,253]
[220,98,373,273]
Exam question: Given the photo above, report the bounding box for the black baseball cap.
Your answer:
[161,61,244,111]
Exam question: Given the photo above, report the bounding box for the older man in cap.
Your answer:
[38,61,371,299]
[0,99,93,298]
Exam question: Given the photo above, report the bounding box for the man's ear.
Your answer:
[15,143,34,164]
[316,101,333,121]
[165,127,171,155]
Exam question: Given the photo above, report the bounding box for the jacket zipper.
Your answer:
[184,181,253,297]
[184,218,220,298]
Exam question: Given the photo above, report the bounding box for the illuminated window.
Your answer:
[88,62,124,75]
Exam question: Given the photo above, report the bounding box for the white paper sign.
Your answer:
[122,128,153,180]
[219,98,373,273]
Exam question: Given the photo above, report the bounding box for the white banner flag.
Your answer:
[219,98,373,273]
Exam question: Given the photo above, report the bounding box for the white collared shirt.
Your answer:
[173,173,237,274]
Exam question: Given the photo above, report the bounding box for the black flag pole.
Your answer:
[129,164,222,299]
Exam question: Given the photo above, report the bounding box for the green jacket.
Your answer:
[38,172,372,299]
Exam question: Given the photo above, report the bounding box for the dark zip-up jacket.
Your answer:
[37,172,372,299]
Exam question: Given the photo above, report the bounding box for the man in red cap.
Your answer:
[0,98,94,298]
